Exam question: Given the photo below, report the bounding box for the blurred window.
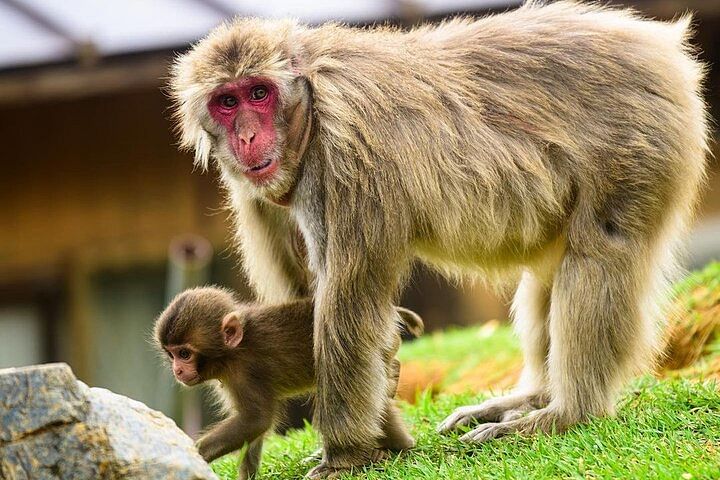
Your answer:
[0,305,43,369]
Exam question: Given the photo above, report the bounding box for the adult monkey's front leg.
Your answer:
[307,248,406,478]
[229,191,309,302]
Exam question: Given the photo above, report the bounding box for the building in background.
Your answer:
[0,0,718,422]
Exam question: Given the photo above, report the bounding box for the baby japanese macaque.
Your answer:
[154,287,423,479]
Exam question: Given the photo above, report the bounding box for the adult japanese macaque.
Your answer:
[170,1,708,477]
[154,287,423,479]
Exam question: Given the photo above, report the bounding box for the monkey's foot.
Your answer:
[304,448,388,479]
[381,432,416,452]
[459,406,571,443]
[304,463,346,480]
[437,392,548,433]
[300,448,323,465]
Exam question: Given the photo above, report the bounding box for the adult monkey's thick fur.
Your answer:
[171,1,708,476]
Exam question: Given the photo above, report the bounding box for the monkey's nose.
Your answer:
[174,366,183,376]
[239,131,256,145]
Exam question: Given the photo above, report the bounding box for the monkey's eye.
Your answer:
[178,348,192,360]
[219,95,238,109]
[165,350,173,359]
[250,85,268,102]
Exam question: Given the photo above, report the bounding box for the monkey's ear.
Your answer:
[221,312,244,348]
[395,307,425,338]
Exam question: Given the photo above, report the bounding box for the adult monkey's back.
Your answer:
[170,2,708,477]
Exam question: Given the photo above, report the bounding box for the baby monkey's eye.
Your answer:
[165,350,173,359]
[178,348,192,360]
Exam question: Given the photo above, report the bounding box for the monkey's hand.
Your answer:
[304,448,388,479]
[195,438,211,463]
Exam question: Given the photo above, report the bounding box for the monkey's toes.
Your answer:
[300,448,323,466]
[437,404,493,433]
[368,448,389,462]
[305,464,345,480]
[438,393,550,433]
[459,422,510,443]
[304,449,389,478]
[500,408,527,422]
[459,407,568,443]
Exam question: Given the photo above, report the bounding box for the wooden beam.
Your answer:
[625,0,720,18]
[0,54,171,106]
[0,0,99,66]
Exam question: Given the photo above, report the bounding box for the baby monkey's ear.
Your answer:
[395,307,425,338]
[221,311,244,348]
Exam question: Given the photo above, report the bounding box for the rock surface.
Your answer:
[0,363,218,480]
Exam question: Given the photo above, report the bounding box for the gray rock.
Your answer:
[0,363,218,480]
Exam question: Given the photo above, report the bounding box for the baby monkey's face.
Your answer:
[164,343,203,386]
[154,287,247,387]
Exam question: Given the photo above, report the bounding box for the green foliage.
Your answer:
[673,261,720,308]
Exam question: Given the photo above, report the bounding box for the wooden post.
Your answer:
[166,234,213,438]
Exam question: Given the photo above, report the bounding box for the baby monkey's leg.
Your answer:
[380,358,415,450]
[196,404,275,465]
[239,436,264,480]
[380,401,415,451]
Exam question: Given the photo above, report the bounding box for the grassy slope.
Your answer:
[213,378,720,479]
[212,264,720,479]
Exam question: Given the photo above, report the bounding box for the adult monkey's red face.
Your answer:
[170,19,313,206]
[208,78,281,184]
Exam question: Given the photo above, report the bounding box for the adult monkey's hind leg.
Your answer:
[459,239,660,443]
[438,272,551,432]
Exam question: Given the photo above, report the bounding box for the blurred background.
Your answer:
[0,0,718,432]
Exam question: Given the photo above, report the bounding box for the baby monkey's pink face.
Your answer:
[164,344,202,386]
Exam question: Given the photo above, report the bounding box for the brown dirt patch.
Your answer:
[396,356,522,402]
[444,359,522,395]
[660,285,720,372]
[397,360,450,403]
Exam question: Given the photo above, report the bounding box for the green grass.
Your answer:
[212,378,720,479]
[673,261,720,301]
[397,322,521,389]
[211,322,720,480]
[211,263,720,479]
[397,322,519,364]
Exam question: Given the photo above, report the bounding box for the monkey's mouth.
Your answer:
[249,158,273,171]
[180,376,201,386]
[243,157,279,182]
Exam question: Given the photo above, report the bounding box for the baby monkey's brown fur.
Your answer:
[154,287,423,479]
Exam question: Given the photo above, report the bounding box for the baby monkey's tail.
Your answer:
[395,307,425,338]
